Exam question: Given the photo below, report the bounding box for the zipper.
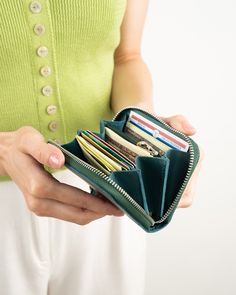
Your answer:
[48,139,155,226]
[112,106,196,225]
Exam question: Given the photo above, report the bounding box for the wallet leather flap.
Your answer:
[135,156,169,220]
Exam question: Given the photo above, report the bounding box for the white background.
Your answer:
[142,1,236,294]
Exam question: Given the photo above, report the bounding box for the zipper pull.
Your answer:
[136,141,159,157]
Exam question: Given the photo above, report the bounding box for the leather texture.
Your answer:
[49,108,200,233]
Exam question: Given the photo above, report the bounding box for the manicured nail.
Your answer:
[49,154,60,167]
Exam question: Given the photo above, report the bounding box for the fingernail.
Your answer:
[115,211,125,217]
[49,154,60,167]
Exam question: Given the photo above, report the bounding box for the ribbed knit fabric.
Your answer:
[0,0,126,141]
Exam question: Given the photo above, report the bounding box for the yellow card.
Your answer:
[76,135,123,172]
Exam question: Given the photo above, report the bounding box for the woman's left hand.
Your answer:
[161,114,204,208]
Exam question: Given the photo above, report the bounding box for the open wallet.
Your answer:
[48,107,200,233]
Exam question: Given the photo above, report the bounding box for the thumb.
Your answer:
[163,115,196,136]
[18,127,65,169]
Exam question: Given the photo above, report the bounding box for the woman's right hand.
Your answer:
[0,127,123,224]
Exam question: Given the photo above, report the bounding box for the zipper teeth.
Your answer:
[112,106,195,225]
[61,146,155,226]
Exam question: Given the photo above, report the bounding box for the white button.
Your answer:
[46,105,57,115]
[34,24,45,36]
[48,121,59,132]
[30,1,42,13]
[37,46,48,57]
[42,85,53,96]
[40,66,51,77]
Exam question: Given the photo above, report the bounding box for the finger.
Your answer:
[50,181,124,217]
[20,159,123,217]
[27,197,107,225]
[178,150,203,208]
[178,175,196,208]
[17,127,65,169]
[92,191,125,216]
[12,143,123,217]
[162,115,196,136]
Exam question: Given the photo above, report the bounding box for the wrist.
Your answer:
[111,99,155,114]
[132,101,155,113]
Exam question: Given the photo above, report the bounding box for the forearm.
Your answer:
[110,56,154,114]
[0,132,13,176]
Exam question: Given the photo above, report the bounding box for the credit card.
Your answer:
[127,111,189,152]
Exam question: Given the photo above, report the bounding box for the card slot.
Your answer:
[99,119,167,157]
[135,156,170,220]
[114,108,187,142]
[104,124,139,145]
[101,121,167,158]
[99,119,127,139]
[99,119,147,146]
[62,135,137,173]
[109,169,148,212]
[60,150,139,216]
[63,137,113,173]
[62,137,86,161]
[61,139,149,215]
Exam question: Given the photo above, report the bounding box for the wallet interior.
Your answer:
[62,109,190,222]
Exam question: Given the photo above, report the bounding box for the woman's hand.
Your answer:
[0,127,123,224]
[161,115,204,208]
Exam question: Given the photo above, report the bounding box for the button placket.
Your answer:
[27,0,63,142]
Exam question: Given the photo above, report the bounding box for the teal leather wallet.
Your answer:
[49,107,200,233]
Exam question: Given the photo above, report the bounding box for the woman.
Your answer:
[0,1,202,294]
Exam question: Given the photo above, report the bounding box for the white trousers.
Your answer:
[0,170,147,295]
